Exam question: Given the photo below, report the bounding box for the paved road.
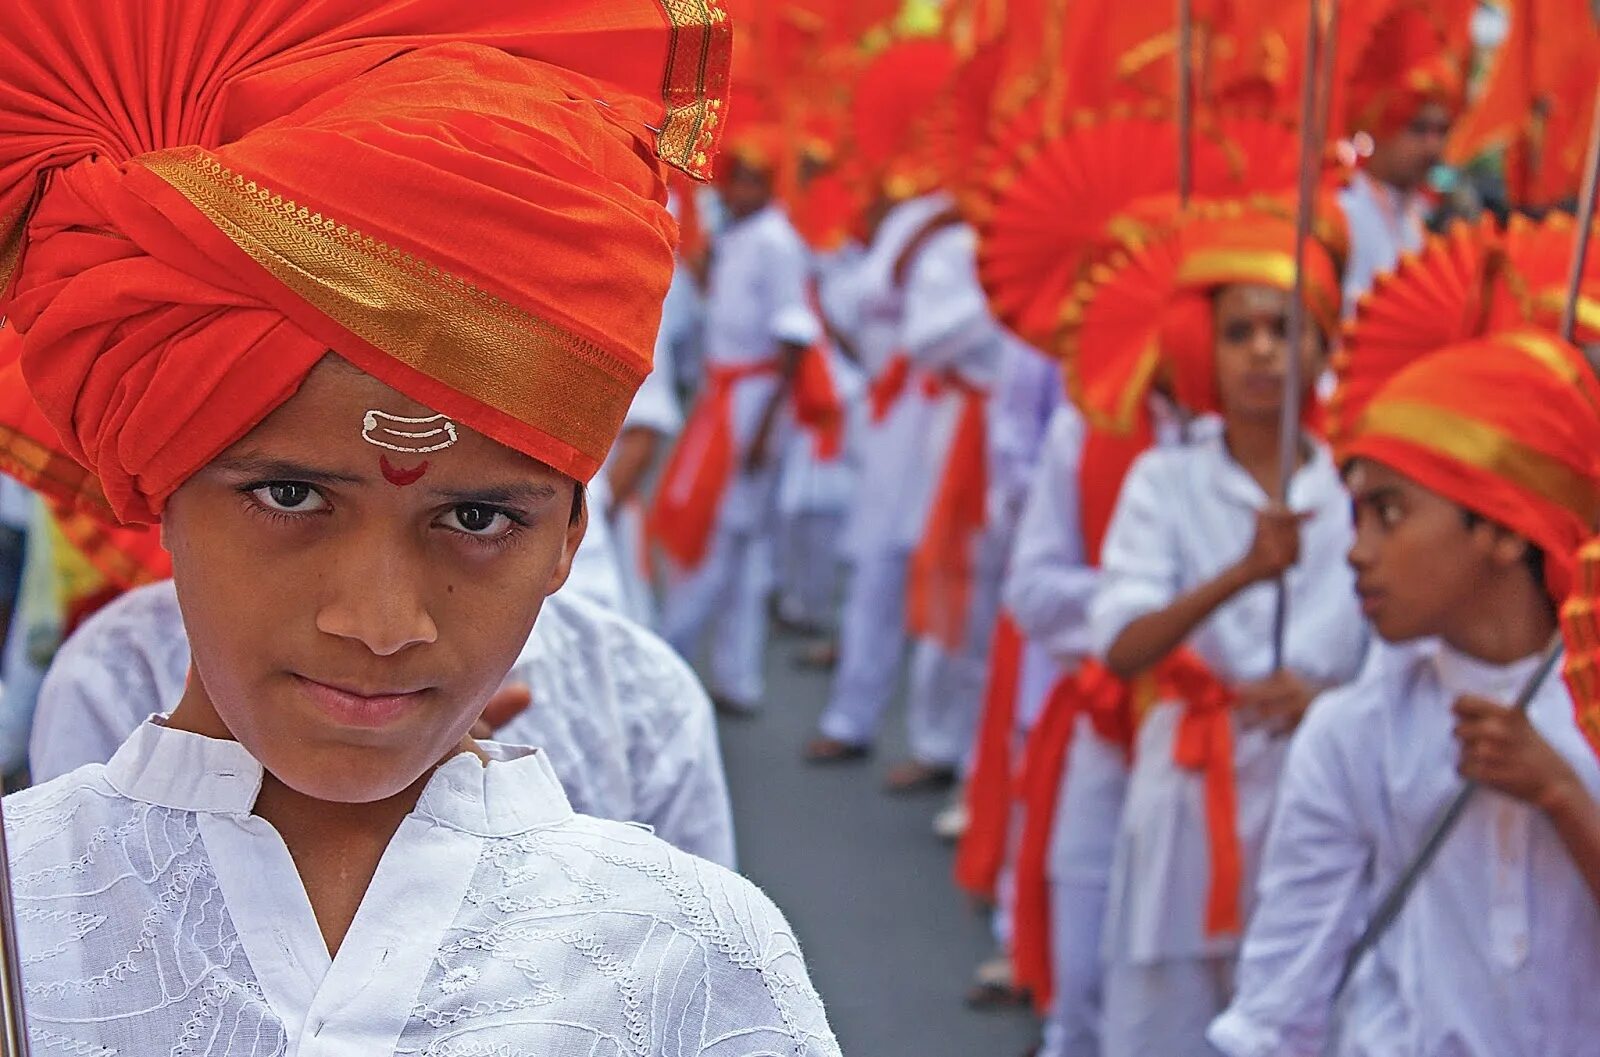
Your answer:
[711,623,1040,1057]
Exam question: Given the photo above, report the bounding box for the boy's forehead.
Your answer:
[221,356,547,479]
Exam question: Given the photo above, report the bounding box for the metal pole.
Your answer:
[1560,91,1600,343]
[1270,0,1325,670]
[1334,76,1600,1000]
[0,774,28,1057]
[1334,635,1564,998]
[1177,0,1194,206]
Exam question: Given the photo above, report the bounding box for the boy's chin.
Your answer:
[262,747,444,805]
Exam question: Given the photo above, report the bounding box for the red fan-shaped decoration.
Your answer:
[1058,216,1188,434]
[1562,535,1600,760]
[976,103,1305,350]
[850,38,961,193]
[1328,216,1501,455]
[925,39,1009,218]
[977,106,1183,348]
[1495,212,1600,342]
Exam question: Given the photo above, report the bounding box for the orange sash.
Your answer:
[1011,661,1136,1010]
[1160,650,1244,938]
[907,372,988,651]
[793,345,844,461]
[867,352,913,424]
[646,360,780,569]
[954,612,1026,901]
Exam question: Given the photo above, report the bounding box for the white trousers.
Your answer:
[817,537,1005,767]
[662,524,774,709]
[777,509,845,628]
[1039,721,1131,1057]
[1102,956,1233,1057]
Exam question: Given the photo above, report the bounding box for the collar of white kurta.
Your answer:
[104,719,574,835]
[1427,641,1547,708]
[1195,423,1342,510]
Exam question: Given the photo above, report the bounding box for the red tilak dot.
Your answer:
[379,454,430,487]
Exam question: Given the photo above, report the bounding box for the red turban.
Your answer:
[0,0,732,524]
[1342,329,1600,601]
[1340,0,1474,139]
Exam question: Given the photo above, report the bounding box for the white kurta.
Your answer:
[697,202,821,534]
[1212,639,1600,1057]
[1088,429,1369,964]
[9,721,837,1055]
[837,193,951,561]
[1004,405,1099,664]
[817,215,1006,763]
[28,579,737,867]
[659,204,819,708]
[1337,171,1426,317]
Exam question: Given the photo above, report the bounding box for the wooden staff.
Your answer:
[1334,77,1600,1002]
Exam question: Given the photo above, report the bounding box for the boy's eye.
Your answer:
[443,504,513,537]
[252,482,327,512]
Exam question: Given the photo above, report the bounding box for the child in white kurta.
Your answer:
[1089,426,1368,1054]
[10,722,832,1053]
[660,202,821,711]
[813,203,1006,777]
[1210,638,1600,1057]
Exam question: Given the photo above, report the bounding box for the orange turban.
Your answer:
[1341,329,1600,601]
[0,0,732,524]
[1064,197,1343,432]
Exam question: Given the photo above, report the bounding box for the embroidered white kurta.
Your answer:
[9,721,837,1055]
[1210,640,1600,1057]
[1089,428,1369,963]
[28,580,736,867]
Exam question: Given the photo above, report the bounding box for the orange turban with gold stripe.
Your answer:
[1342,328,1600,601]
[0,0,732,524]
[1064,196,1344,433]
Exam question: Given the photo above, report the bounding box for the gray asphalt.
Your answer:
[711,623,1041,1057]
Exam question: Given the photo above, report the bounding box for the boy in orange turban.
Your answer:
[0,1,841,1050]
[1213,225,1600,1056]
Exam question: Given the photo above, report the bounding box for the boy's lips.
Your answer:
[293,675,429,728]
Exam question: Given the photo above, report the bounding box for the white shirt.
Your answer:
[986,335,1059,530]
[1089,428,1369,962]
[9,721,837,1055]
[702,203,821,531]
[28,580,736,867]
[845,215,1004,558]
[834,195,948,560]
[1004,405,1100,664]
[1338,171,1427,316]
[1212,640,1600,1057]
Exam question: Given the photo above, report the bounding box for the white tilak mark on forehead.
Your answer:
[361,410,459,454]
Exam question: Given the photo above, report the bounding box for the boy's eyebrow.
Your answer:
[426,482,559,505]
[1353,484,1404,504]
[209,454,366,485]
